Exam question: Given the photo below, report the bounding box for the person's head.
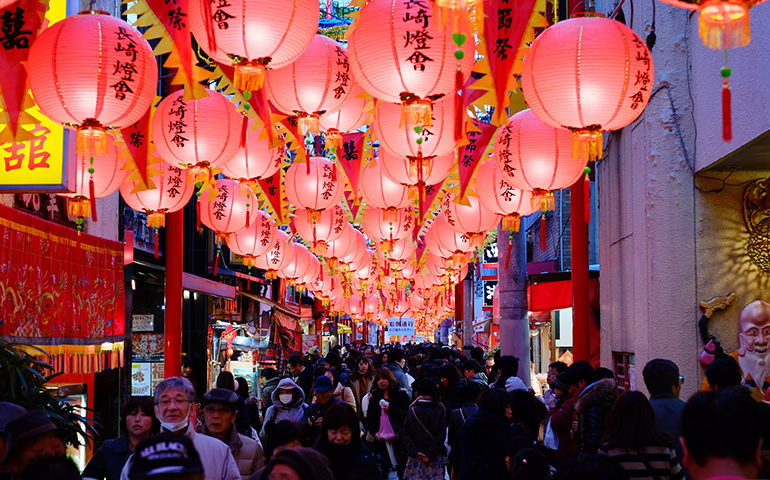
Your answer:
[215,370,236,391]
[266,447,335,480]
[507,447,550,480]
[438,363,461,388]
[181,358,193,377]
[388,348,405,367]
[601,391,661,449]
[1,410,66,472]
[738,300,770,356]
[288,354,304,375]
[642,358,681,397]
[547,361,568,384]
[355,357,373,377]
[0,402,26,464]
[552,454,626,480]
[462,359,483,380]
[705,356,742,389]
[129,433,204,480]
[365,348,374,359]
[320,402,359,450]
[477,387,512,419]
[262,367,279,380]
[154,377,195,432]
[485,356,495,375]
[313,375,334,404]
[497,355,519,381]
[557,360,595,397]
[509,390,548,438]
[122,397,159,439]
[264,420,303,458]
[325,352,343,372]
[594,367,614,380]
[550,377,569,400]
[373,366,397,394]
[412,378,440,400]
[18,455,81,480]
[235,377,250,398]
[681,387,762,479]
[201,388,239,438]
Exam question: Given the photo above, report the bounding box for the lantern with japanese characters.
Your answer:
[475,160,537,233]
[346,295,365,318]
[292,205,348,255]
[347,0,474,127]
[222,120,286,183]
[360,162,412,220]
[325,222,357,272]
[254,230,291,279]
[361,207,415,253]
[521,14,654,161]
[59,133,131,228]
[431,212,474,267]
[188,0,318,90]
[266,35,353,133]
[226,209,278,267]
[380,150,454,188]
[442,192,500,249]
[27,12,157,159]
[319,84,374,147]
[152,89,243,182]
[280,242,317,286]
[374,96,457,158]
[199,179,257,236]
[284,157,344,216]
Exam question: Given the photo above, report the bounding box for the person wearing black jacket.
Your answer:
[315,402,382,480]
[366,367,410,480]
[401,379,447,480]
[289,354,316,401]
[302,376,343,447]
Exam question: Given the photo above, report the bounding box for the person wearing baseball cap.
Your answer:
[128,433,204,480]
[1,410,67,475]
[200,388,265,477]
[301,376,341,446]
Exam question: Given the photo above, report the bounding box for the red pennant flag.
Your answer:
[420,181,445,222]
[218,63,278,147]
[458,119,498,200]
[278,114,304,155]
[338,132,364,198]
[257,169,283,223]
[483,0,538,125]
[343,190,360,221]
[120,108,152,187]
[0,0,46,141]
[145,0,194,93]
[415,235,427,265]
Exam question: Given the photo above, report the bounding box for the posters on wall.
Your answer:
[132,314,154,332]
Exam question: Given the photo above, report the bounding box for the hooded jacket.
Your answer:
[575,378,617,454]
[260,378,307,438]
[262,376,281,409]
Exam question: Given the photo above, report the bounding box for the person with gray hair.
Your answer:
[120,376,241,480]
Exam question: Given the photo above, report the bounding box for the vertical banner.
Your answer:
[120,107,154,189]
[257,169,284,224]
[482,0,538,125]
[457,119,498,199]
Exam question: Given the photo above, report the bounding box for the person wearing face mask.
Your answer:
[119,376,241,480]
[260,378,307,445]
[315,402,381,480]
[83,397,159,480]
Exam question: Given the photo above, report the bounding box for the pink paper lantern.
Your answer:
[284,157,343,212]
[120,163,195,228]
[388,237,417,262]
[431,213,474,263]
[293,205,348,255]
[521,15,654,161]
[493,109,586,211]
[266,35,353,131]
[442,192,500,248]
[360,162,412,212]
[226,210,278,265]
[319,84,373,134]
[380,150,454,187]
[361,207,415,250]
[475,160,538,232]
[254,230,290,279]
[27,12,157,156]
[188,0,318,90]
[373,96,457,158]
[355,249,379,281]
[152,89,243,175]
[198,179,257,235]
[346,295,365,317]
[280,242,316,283]
[222,120,286,181]
[325,223,356,270]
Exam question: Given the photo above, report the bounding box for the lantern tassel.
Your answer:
[196,200,201,233]
[455,66,464,143]
[240,114,249,149]
[505,235,512,271]
[584,171,591,224]
[213,248,220,276]
[154,228,159,259]
[722,77,732,142]
[89,175,97,222]
[540,213,547,250]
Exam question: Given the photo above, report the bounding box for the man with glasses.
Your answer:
[201,388,265,477]
[120,376,241,480]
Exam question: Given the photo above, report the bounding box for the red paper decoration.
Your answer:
[198,179,257,235]
[254,230,291,279]
[361,207,415,252]
[266,35,353,132]
[188,0,318,90]
[222,120,286,182]
[474,160,537,232]
[373,96,457,158]
[152,89,243,179]
[120,163,195,228]
[442,192,500,249]
[226,210,278,266]
[284,157,344,212]
[657,0,766,49]
[521,15,654,161]
[27,12,157,157]
[293,205,348,255]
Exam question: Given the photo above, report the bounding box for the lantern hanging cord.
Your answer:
[609,0,625,19]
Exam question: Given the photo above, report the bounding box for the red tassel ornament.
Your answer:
[721,66,732,141]
[539,213,547,251]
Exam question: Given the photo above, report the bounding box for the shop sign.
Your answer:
[387,318,415,336]
[132,314,154,332]
[132,333,164,362]
[483,242,498,264]
[482,279,498,309]
[131,362,152,396]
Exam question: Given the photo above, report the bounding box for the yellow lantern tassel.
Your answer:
[571,128,603,162]
[698,1,751,49]
[232,58,268,91]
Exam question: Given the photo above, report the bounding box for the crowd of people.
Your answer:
[0,343,767,480]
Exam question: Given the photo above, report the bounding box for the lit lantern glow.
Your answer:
[254,230,291,279]
[474,160,537,233]
[442,191,500,248]
[293,205,348,255]
[319,84,374,147]
[361,207,415,253]
[284,157,344,213]
[380,150,455,187]
[222,120,286,183]
[657,0,765,49]
[198,179,256,236]
[373,96,457,158]
[360,162,412,222]
[227,210,278,267]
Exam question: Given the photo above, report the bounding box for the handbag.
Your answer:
[544,418,559,450]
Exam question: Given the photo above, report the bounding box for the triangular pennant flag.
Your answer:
[415,235,427,265]
[257,169,284,224]
[120,107,153,189]
[278,115,306,164]
[343,189,361,221]
[144,0,198,98]
[482,0,538,125]
[217,63,279,147]
[458,119,498,200]
[421,180,445,223]
[337,132,364,198]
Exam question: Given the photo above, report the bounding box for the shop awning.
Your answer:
[238,291,301,317]
[527,272,599,312]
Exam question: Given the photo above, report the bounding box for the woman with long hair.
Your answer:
[365,366,410,480]
[598,391,684,479]
[315,402,382,480]
[401,379,447,480]
[350,357,375,418]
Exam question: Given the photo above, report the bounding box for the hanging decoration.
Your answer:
[120,106,155,190]
[457,119,498,200]
[222,119,286,184]
[284,156,344,215]
[374,96,458,159]
[292,205,348,255]
[227,210,278,268]
[521,14,654,161]
[27,11,158,159]
[319,85,374,149]
[336,132,365,202]
[442,191,500,249]
[188,0,318,91]
[657,0,766,49]
[360,161,412,217]
[256,168,285,224]
[253,230,291,279]
[361,207,416,253]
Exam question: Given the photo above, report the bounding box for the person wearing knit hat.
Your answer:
[264,447,334,480]
[2,410,67,474]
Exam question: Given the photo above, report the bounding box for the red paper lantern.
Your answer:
[388,237,417,262]
[347,0,474,122]
[226,209,278,266]
[424,218,452,258]
[319,84,374,140]
[521,15,654,161]
[344,228,369,266]
[280,242,317,284]
[293,205,348,255]
[59,133,130,227]
[222,120,286,182]
[360,162,412,216]
[442,192,500,248]
[380,150,454,187]
[493,109,586,212]
[153,89,243,181]
[188,0,318,90]
[374,96,457,158]
[346,295,365,317]
[254,230,290,279]
[325,223,356,271]
[361,207,415,252]
[475,160,538,232]
[284,157,343,212]
[431,213,474,266]
[121,164,195,227]
[199,179,257,236]
[355,249,379,280]
[266,35,353,132]
[27,12,157,157]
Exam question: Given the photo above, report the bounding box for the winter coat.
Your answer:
[468,373,488,400]
[548,395,577,461]
[120,423,240,480]
[261,377,281,410]
[365,388,410,466]
[447,404,478,461]
[401,399,447,460]
[450,407,515,480]
[302,398,344,446]
[260,378,308,438]
[82,435,132,480]
[350,375,373,418]
[575,378,617,454]
[316,439,382,480]
[333,382,357,410]
[442,379,468,414]
[386,362,412,396]
[202,425,266,477]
